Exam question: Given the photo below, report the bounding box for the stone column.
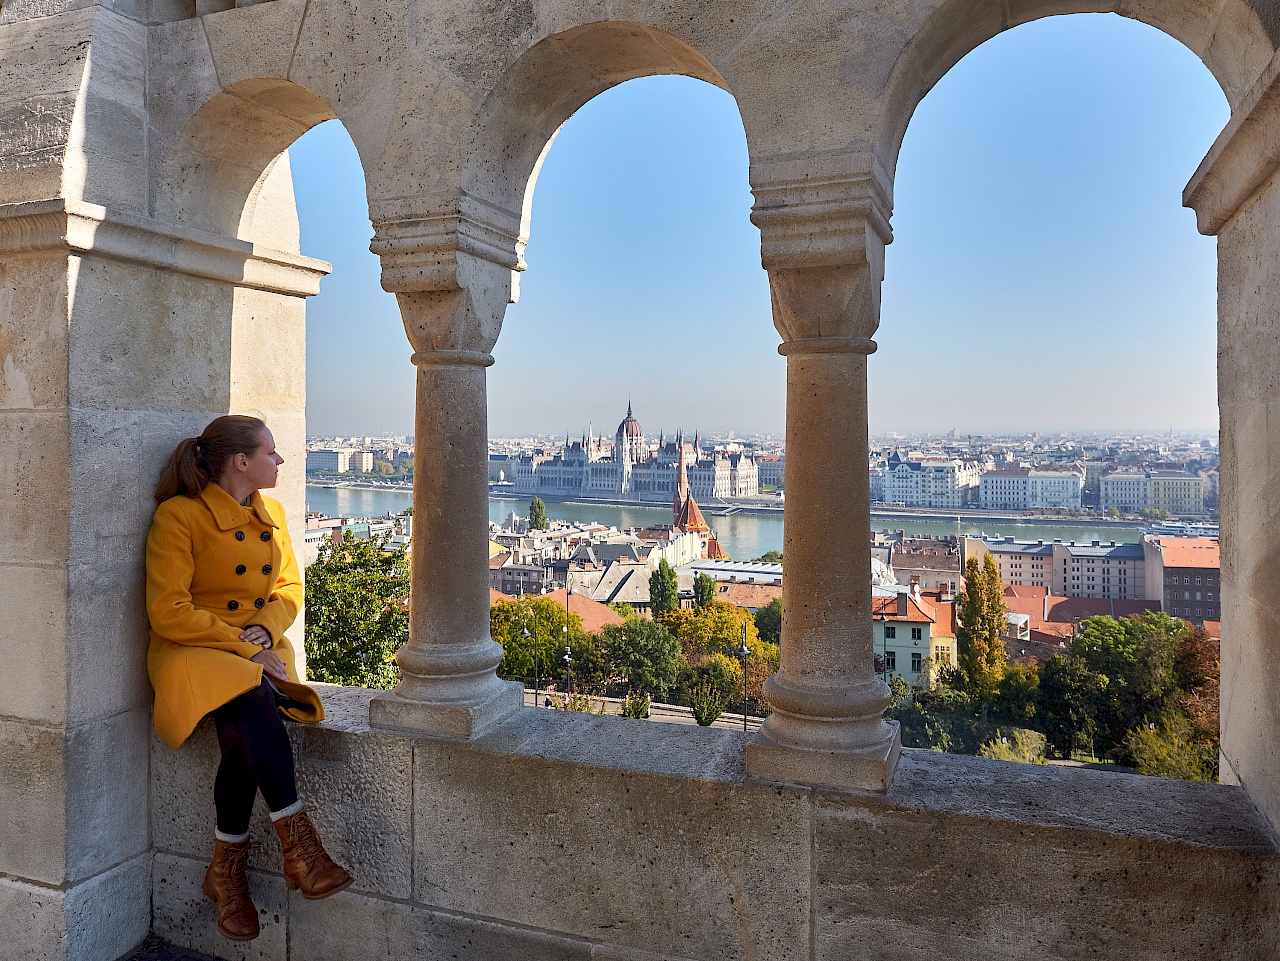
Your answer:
[368,220,525,736]
[744,261,901,791]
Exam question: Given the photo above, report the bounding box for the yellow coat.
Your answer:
[146,483,324,749]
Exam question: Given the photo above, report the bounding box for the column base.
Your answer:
[746,720,901,792]
[369,680,524,739]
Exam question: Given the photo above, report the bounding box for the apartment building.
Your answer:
[965,536,1147,601]
[979,468,1083,510]
[1144,536,1221,625]
[882,451,982,508]
[1101,471,1207,516]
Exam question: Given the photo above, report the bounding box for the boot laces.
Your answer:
[288,808,326,868]
[221,842,254,900]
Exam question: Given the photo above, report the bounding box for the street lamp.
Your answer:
[737,621,750,733]
[563,632,573,695]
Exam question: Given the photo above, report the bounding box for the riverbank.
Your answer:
[489,487,1152,528]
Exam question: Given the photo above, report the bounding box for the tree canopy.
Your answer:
[955,554,1008,701]
[694,572,716,608]
[528,496,548,531]
[304,533,409,689]
[649,558,679,616]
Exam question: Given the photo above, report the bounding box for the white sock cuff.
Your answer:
[215,829,250,844]
[269,800,303,822]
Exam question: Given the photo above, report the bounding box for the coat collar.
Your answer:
[199,483,280,531]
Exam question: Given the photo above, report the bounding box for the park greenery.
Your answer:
[303,539,1217,780]
[490,595,779,725]
[889,562,1220,781]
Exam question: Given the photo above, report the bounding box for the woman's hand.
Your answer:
[240,625,272,648]
[251,649,288,682]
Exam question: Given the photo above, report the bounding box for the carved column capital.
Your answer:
[768,261,883,347]
[750,164,892,269]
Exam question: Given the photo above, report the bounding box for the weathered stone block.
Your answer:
[0,410,70,566]
[152,851,288,961]
[0,718,70,885]
[413,709,811,961]
[813,751,1280,961]
[66,708,151,883]
[68,258,235,412]
[0,853,150,961]
[290,888,593,961]
[0,563,68,724]
[0,253,71,411]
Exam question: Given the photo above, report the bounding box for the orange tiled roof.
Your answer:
[538,589,626,635]
[871,594,935,623]
[489,551,512,570]
[917,591,956,637]
[1203,620,1221,639]
[675,494,709,533]
[1154,537,1220,569]
[1005,585,1049,599]
[715,581,782,609]
[489,588,512,604]
[705,536,728,560]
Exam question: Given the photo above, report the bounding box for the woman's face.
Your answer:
[242,428,284,490]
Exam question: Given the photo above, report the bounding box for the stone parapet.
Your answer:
[150,686,1280,961]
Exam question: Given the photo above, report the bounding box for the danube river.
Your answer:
[305,486,1143,562]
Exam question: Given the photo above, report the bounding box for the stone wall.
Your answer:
[148,687,1280,961]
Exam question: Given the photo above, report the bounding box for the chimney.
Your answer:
[897,592,908,617]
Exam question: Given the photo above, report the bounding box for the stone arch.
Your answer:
[460,21,737,280]
[877,0,1275,177]
[152,77,346,247]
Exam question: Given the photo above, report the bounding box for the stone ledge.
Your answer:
[0,199,330,296]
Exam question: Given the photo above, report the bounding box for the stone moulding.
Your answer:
[1186,45,1280,235]
[0,198,330,296]
[750,169,894,269]
[370,191,523,294]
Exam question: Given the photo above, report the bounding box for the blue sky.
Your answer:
[292,13,1228,438]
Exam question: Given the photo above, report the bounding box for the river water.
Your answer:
[305,486,1142,562]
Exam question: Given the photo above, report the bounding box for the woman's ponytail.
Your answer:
[154,415,266,502]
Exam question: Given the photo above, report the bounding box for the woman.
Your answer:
[147,415,352,943]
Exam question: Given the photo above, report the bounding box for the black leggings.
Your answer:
[212,679,298,836]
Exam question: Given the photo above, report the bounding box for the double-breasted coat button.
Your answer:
[260,531,272,542]
[254,598,265,609]
[236,565,247,575]
[262,564,272,575]
[235,531,246,541]
[227,600,240,611]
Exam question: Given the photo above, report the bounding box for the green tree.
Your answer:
[955,554,1009,702]
[601,619,682,697]
[754,597,782,647]
[1072,613,1184,760]
[528,496,548,531]
[649,558,679,616]
[979,728,1048,765]
[1038,654,1104,758]
[304,533,409,689]
[753,550,783,563]
[694,572,716,608]
[490,596,586,683]
[993,660,1040,725]
[887,674,912,709]
[1124,714,1217,782]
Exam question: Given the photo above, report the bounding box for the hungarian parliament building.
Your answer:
[513,404,760,503]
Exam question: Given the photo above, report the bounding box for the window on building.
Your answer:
[911,627,923,641]
[1196,576,1202,585]
[911,652,922,672]
[884,626,896,639]
[884,650,896,671]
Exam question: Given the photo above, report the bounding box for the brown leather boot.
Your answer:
[273,807,353,900]
[201,838,259,942]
